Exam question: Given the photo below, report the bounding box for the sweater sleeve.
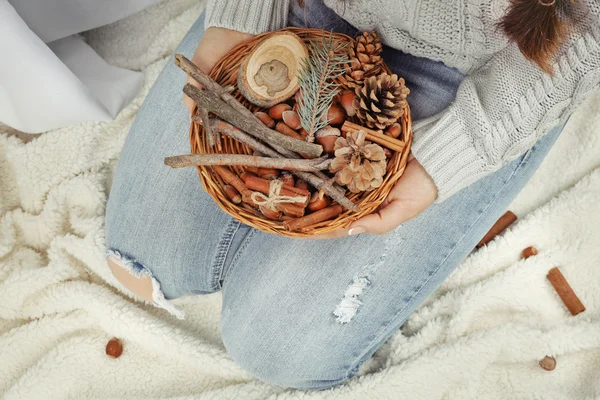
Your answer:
[204,0,291,35]
[411,26,600,201]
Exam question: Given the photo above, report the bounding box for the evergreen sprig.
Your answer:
[297,34,349,142]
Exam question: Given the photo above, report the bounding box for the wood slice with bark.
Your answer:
[238,32,308,107]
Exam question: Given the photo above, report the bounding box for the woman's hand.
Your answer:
[183,27,254,113]
[317,156,438,238]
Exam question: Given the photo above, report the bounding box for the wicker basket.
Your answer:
[190,27,412,237]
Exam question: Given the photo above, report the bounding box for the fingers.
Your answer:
[347,158,438,235]
[182,28,255,115]
[348,200,415,235]
[313,228,350,239]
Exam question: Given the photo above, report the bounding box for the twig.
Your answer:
[165,153,331,171]
[184,84,323,157]
[197,108,220,149]
[210,119,358,211]
[175,54,258,121]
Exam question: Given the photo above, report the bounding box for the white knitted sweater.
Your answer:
[205,0,600,200]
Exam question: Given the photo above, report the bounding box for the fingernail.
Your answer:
[348,227,366,236]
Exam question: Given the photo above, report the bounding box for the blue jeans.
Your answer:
[105,0,563,391]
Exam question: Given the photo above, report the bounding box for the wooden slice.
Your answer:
[237,32,308,107]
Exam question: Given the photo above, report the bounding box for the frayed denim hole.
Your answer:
[106,249,185,319]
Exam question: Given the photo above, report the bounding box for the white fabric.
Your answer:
[1,2,599,398]
[0,0,161,133]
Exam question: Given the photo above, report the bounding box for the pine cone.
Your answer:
[329,130,387,193]
[340,31,384,89]
[354,73,410,130]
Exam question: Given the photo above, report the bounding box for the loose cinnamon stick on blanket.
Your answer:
[547,267,586,316]
[477,211,517,248]
[164,153,331,171]
[284,204,344,232]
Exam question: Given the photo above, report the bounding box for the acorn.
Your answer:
[299,128,309,138]
[339,91,357,117]
[539,356,556,371]
[315,126,341,154]
[240,171,257,183]
[223,185,242,204]
[308,192,331,212]
[385,122,402,139]
[282,110,302,130]
[254,111,275,128]
[105,338,123,359]
[276,122,303,140]
[325,104,346,126]
[260,205,282,220]
[268,103,292,120]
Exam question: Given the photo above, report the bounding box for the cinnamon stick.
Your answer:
[164,153,331,171]
[284,204,344,232]
[276,122,305,141]
[477,211,517,248]
[341,121,405,153]
[213,166,253,205]
[521,246,538,259]
[208,118,340,187]
[244,176,310,206]
[547,267,586,316]
[275,203,306,218]
[210,119,357,211]
[197,108,220,149]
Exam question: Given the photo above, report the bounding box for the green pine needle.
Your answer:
[297,33,349,141]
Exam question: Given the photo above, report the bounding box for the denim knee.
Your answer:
[220,308,359,390]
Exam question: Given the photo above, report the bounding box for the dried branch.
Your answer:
[210,119,358,211]
[184,83,323,157]
[164,153,331,171]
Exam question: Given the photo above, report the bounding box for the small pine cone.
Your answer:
[340,31,384,89]
[353,73,410,130]
[329,130,387,193]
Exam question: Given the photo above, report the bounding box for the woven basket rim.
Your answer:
[189,27,413,237]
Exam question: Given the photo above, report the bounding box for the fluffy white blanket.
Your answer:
[1,1,599,398]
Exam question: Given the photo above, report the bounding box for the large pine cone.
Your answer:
[353,73,410,130]
[339,31,383,89]
[329,130,387,193]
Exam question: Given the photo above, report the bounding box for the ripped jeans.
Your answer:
[105,0,564,391]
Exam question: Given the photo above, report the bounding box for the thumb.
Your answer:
[349,200,414,235]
